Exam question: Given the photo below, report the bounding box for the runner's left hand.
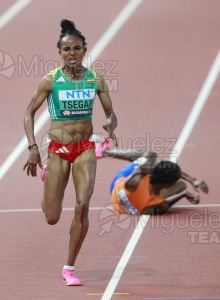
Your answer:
[103,113,118,147]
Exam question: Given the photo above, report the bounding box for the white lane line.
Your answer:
[171,204,220,208]
[0,0,32,30]
[0,204,220,213]
[0,110,49,180]
[87,0,144,62]
[0,207,112,213]
[0,0,144,181]
[101,50,220,300]
[171,49,220,160]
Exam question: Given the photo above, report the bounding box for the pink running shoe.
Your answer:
[62,269,81,286]
[40,165,47,182]
[95,137,110,159]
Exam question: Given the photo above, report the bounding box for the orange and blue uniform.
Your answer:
[110,174,164,214]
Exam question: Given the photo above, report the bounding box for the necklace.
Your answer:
[63,68,76,79]
[63,67,85,80]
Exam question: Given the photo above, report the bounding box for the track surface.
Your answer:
[0,1,220,299]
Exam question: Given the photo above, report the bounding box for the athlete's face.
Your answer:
[59,35,87,69]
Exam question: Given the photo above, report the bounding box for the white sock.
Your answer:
[63,265,74,271]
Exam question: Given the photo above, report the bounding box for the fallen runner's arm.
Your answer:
[181,171,209,193]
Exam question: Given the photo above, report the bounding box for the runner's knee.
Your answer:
[42,202,62,225]
[75,203,89,221]
[45,212,61,225]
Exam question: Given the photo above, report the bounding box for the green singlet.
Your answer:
[47,67,98,121]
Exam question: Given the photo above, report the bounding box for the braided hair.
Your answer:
[57,19,87,49]
[150,161,181,185]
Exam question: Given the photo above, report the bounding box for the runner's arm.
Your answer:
[23,75,52,176]
[181,171,209,193]
[97,74,117,146]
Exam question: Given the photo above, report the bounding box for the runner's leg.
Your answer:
[66,149,96,265]
[42,153,71,225]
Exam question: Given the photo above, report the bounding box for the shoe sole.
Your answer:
[63,280,81,286]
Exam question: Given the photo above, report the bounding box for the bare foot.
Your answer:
[186,192,200,204]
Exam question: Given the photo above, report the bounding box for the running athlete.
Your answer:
[95,142,209,215]
[23,19,117,286]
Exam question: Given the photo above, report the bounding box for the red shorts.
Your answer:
[48,138,95,163]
